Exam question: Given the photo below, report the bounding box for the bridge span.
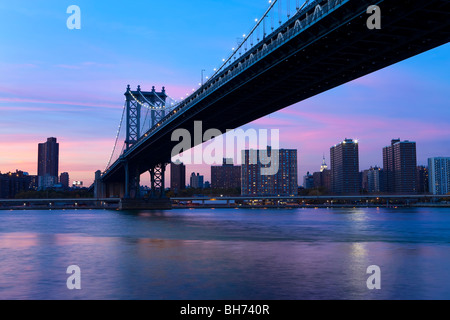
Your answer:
[95,0,450,208]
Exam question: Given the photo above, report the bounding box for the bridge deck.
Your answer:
[102,0,450,186]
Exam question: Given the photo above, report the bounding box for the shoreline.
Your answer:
[1,203,450,211]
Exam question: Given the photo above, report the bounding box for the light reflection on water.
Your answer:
[0,207,450,300]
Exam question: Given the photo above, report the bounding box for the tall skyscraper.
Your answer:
[330,139,360,194]
[170,160,186,192]
[37,137,59,189]
[241,147,298,196]
[211,158,241,189]
[428,157,450,195]
[383,139,417,194]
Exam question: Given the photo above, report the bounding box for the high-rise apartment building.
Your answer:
[170,161,186,192]
[383,139,417,194]
[38,137,59,189]
[241,147,298,196]
[428,157,450,195]
[211,158,241,189]
[330,139,360,194]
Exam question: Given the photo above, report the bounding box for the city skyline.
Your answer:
[1,134,450,190]
[0,1,449,186]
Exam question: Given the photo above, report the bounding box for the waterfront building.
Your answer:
[313,170,331,192]
[190,173,204,189]
[312,155,331,192]
[367,166,384,193]
[211,158,241,189]
[303,172,314,189]
[330,139,360,194]
[241,147,298,196]
[60,172,69,189]
[0,171,36,199]
[428,157,450,195]
[416,165,429,194]
[383,139,417,194]
[170,160,186,192]
[38,137,59,189]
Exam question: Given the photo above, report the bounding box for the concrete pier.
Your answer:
[118,198,172,211]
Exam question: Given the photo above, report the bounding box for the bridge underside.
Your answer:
[101,0,450,199]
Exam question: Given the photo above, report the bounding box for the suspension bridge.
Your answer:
[93,0,449,210]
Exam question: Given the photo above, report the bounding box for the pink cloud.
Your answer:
[0,97,119,109]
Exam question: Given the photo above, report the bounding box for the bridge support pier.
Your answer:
[94,170,106,199]
[123,161,142,199]
[149,163,167,199]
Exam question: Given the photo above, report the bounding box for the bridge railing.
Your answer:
[139,0,345,131]
[104,0,349,175]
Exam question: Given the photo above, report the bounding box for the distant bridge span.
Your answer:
[97,0,450,202]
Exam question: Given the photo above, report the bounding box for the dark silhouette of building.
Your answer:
[60,172,69,189]
[241,147,298,196]
[312,156,331,193]
[330,139,360,194]
[303,172,314,189]
[313,170,331,192]
[361,169,370,193]
[416,165,429,194]
[211,158,241,189]
[170,161,186,192]
[383,139,417,194]
[0,171,36,199]
[38,137,59,189]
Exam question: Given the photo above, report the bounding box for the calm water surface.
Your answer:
[0,207,450,300]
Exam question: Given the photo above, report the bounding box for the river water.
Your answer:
[0,207,449,300]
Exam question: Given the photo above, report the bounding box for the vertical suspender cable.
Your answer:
[287,0,290,18]
[278,0,282,25]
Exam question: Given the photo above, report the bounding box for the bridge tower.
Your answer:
[124,85,167,151]
[123,85,169,200]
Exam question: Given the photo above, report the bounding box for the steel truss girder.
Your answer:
[149,163,167,199]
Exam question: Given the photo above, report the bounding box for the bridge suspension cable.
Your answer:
[105,0,318,172]
[105,102,126,171]
[208,0,311,81]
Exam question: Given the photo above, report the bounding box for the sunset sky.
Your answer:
[0,0,449,186]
